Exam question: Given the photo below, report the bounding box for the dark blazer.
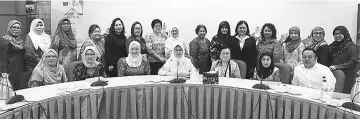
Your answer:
[228,36,257,79]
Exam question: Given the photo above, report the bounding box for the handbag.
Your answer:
[0,73,15,99]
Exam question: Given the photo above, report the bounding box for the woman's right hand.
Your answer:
[108,65,114,71]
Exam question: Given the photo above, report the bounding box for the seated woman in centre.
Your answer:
[253,52,281,82]
[158,42,197,77]
[73,46,105,81]
[28,49,68,87]
[117,41,151,76]
[210,46,241,78]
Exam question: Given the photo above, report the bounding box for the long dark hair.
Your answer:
[257,52,275,79]
[217,21,231,36]
[109,18,125,37]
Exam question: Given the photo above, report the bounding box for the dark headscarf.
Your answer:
[329,26,355,59]
[284,26,301,53]
[257,52,275,79]
[108,18,126,45]
[216,21,231,44]
[54,18,76,49]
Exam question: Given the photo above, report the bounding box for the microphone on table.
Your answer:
[252,74,270,90]
[169,61,186,83]
[342,92,360,112]
[0,73,24,104]
[90,66,108,87]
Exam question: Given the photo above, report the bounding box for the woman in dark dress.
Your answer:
[302,26,330,66]
[125,21,148,55]
[74,46,105,81]
[104,18,127,77]
[329,26,358,94]
[229,20,257,79]
[0,20,25,90]
[210,21,231,62]
[189,24,211,74]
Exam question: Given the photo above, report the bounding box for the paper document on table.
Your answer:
[0,100,29,111]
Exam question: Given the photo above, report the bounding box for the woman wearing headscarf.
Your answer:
[281,26,305,69]
[125,22,147,55]
[104,18,127,77]
[210,21,231,62]
[28,49,67,88]
[73,46,105,81]
[78,24,105,63]
[302,26,330,66]
[253,52,281,82]
[159,42,197,77]
[50,18,77,71]
[165,25,189,59]
[329,26,358,93]
[189,24,211,74]
[210,46,241,78]
[118,41,150,76]
[257,23,284,64]
[0,20,25,90]
[229,20,257,79]
[24,19,51,73]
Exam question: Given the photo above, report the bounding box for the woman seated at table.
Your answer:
[28,49,68,88]
[158,42,197,77]
[118,41,151,76]
[253,52,281,82]
[210,46,241,78]
[73,46,105,81]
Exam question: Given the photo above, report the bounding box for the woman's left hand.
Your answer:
[329,66,336,71]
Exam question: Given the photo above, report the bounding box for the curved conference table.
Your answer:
[0,75,359,119]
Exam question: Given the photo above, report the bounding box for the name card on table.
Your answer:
[203,71,219,84]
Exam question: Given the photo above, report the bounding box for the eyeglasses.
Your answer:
[45,55,57,58]
[11,26,21,30]
[312,32,324,35]
[62,23,71,25]
[85,53,96,56]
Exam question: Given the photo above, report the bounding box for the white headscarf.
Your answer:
[28,19,51,51]
[169,41,185,63]
[126,41,142,67]
[81,46,100,68]
[165,26,186,56]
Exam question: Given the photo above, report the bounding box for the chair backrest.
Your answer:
[232,59,247,79]
[66,61,83,82]
[274,63,292,84]
[332,70,345,93]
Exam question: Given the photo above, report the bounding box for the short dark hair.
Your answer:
[88,24,100,37]
[195,24,207,34]
[131,21,143,37]
[151,19,162,29]
[219,45,231,54]
[235,20,250,36]
[260,23,277,39]
[302,48,317,57]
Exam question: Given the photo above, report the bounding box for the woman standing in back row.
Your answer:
[50,18,77,71]
[104,18,127,77]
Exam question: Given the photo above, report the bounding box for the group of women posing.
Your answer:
[0,18,357,94]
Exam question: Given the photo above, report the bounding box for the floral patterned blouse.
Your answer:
[210,35,230,60]
[253,67,281,82]
[73,63,105,81]
[283,42,305,69]
[117,57,151,77]
[24,35,44,72]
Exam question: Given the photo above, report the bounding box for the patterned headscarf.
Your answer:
[329,26,355,59]
[302,26,327,51]
[2,20,23,49]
